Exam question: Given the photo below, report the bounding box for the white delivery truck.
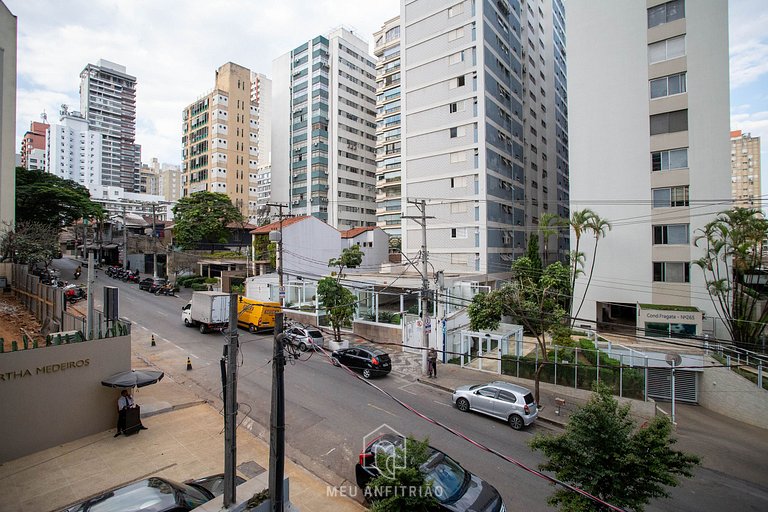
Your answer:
[181,291,231,333]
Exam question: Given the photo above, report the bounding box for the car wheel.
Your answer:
[331,357,340,367]
[199,324,207,334]
[456,398,470,412]
[362,368,372,379]
[249,324,256,334]
[299,342,307,352]
[508,414,524,430]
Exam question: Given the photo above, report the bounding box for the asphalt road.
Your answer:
[57,257,768,511]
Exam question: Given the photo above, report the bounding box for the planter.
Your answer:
[327,339,349,351]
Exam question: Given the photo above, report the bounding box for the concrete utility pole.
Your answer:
[269,313,286,512]
[86,253,94,340]
[223,293,240,506]
[151,204,157,278]
[403,200,435,375]
[265,202,288,306]
[122,205,127,270]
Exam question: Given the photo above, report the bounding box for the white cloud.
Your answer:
[8,0,399,165]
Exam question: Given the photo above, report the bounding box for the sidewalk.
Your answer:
[0,350,365,512]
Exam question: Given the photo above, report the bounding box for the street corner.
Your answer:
[360,423,406,479]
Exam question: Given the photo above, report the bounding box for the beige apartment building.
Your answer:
[181,62,262,221]
[730,130,761,209]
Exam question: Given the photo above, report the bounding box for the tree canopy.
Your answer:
[317,276,356,343]
[15,167,104,227]
[0,221,60,267]
[171,191,244,250]
[694,207,768,348]
[530,385,699,511]
[329,244,364,278]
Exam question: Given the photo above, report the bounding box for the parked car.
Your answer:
[331,345,391,378]
[452,381,538,430]
[63,473,245,512]
[355,434,505,512]
[139,277,154,291]
[284,324,325,351]
[148,278,168,293]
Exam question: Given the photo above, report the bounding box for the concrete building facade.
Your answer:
[79,59,140,192]
[400,0,569,274]
[0,1,16,234]
[272,28,378,230]
[46,109,105,193]
[568,0,731,336]
[730,130,761,209]
[374,17,404,238]
[181,62,262,222]
[20,120,48,170]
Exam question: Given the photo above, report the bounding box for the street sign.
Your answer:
[425,316,432,334]
[279,286,286,298]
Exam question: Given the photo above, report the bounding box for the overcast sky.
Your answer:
[9,0,768,188]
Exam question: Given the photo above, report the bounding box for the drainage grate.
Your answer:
[237,460,266,478]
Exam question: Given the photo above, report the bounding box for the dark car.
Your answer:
[63,474,245,512]
[355,434,505,512]
[331,346,391,378]
[139,277,154,291]
[148,278,168,293]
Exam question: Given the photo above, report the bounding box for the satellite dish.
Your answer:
[665,353,682,366]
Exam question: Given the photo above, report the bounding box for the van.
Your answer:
[237,297,281,333]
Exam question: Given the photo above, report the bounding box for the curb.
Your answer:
[416,377,454,394]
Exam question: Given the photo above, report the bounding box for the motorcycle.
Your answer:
[63,284,87,303]
[127,271,141,283]
[74,267,82,280]
[154,283,176,296]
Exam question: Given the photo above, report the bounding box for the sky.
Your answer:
[8,0,768,190]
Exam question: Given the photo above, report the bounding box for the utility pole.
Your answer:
[223,293,240,506]
[122,205,128,270]
[151,204,157,278]
[86,253,94,340]
[403,200,434,376]
[265,202,288,306]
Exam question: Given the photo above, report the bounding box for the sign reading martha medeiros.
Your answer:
[0,359,90,382]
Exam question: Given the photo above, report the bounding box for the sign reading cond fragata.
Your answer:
[0,359,91,382]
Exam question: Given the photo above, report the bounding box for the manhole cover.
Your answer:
[237,460,266,478]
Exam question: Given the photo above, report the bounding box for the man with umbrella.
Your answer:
[114,389,147,436]
[103,369,162,437]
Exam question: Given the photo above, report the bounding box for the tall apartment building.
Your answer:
[568,0,730,335]
[20,120,49,170]
[272,28,378,229]
[730,130,761,209]
[141,157,181,201]
[254,164,272,206]
[181,62,262,221]
[374,17,403,238]
[46,108,104,193]
[251,72,272,166]
[0,2,16,233]
[79,59,140,192]
[400,0,569,274]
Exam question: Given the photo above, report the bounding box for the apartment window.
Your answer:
[449,51,465,65]
[451,227,468,239]
[650,109,688,135]
[653,262,690,283]
[652,148,688,171]
[649,35,685,63]
[450,202,468,213]
[653,185,689,207]
[451,176,468,188]
[449,100,466,113]
[449,126,466,138]
[448,2,464,17]
[653,224,689,244]
[449,75,466,89]
[650,72,687,99]
[648,0,685,28]
[450,151,467,163]
[448,27,465,41]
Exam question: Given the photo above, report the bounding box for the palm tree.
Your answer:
[568,209,596,323]
[573,214,612,327]
[539,212,564,266]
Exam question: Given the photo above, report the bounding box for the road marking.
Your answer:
[368,403,398,418]
[398,383,419,395]
[157,311,168,317]
[433,400,452,408]
[123,296,135,303]
[324,447,336,457]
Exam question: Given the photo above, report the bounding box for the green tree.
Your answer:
[530,385,699,512]
[317,277,356,343]
[329,244,364,278]
[572,213,612,327]
[15,167,104,227]
[694,207,768,348]
[365,436,438,512]
[526,233,543,279]
[171,191,243,250]
[540,212,565,266]
[567,209,595,319]
[467,257,570,403]
[0,221,60,267]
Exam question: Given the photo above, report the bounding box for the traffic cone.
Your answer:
[186,357,192,371]
[151,334,156,347]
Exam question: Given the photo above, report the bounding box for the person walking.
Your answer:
[114,389,133,437]
[427,347,438,378]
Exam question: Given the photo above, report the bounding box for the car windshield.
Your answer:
[468,384,484,391]
[308,330,323,337]
[71,477,209,512]
[423,453,468,503]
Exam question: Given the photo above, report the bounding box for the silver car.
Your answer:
[452,381,538,430]
[285,325,325,351]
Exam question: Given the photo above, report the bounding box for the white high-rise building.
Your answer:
[251,72,272,167]
[45,108,105,192]
[79,59,139,192]
[567,0,730,336]
[272,28,378,230]
[400,0,569,274]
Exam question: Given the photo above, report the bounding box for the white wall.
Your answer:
[270,52,291,204]
[0,3,16,234]
[282,217,341,279]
